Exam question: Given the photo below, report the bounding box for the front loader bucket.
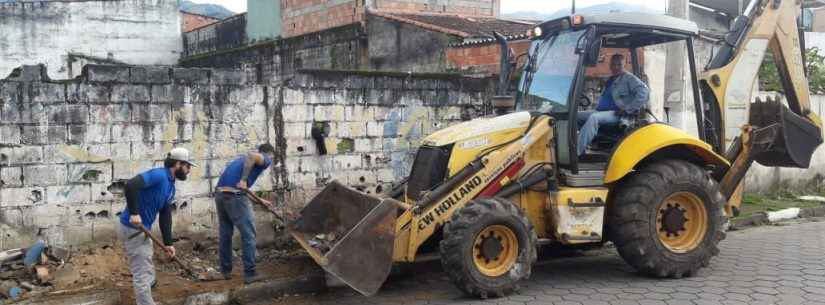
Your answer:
[288,180,398,296]
[749,97,823,168]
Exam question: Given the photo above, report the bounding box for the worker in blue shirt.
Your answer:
[214,143,275,284]
[577,53,650,156]
[118,148,196,305]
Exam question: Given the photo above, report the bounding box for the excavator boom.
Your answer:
[701,0,824,202]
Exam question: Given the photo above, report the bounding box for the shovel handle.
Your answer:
[240,188,287,222]
[241,188,268,206]
[135,226,195,275]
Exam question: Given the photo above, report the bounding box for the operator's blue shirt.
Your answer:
[119,167,176,229]
[216,154,273,188]
[596,77,619,111]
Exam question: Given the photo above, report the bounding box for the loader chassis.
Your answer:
[290,0,824,299]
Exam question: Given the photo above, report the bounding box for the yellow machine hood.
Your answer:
[422,111,532,147]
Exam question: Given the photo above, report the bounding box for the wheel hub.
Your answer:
[479,232,504,261]
[472,225,519,277]
[660,203,688,237]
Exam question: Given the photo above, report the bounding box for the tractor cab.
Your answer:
[514,13,704,186]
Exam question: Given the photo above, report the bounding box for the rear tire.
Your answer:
[440,197,537,298]
[608,159,726,278]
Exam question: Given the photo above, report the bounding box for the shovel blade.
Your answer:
[289,181,397,296]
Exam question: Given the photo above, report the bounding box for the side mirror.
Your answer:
[576,27,596,52]
[493,31,513,96]
[583,37,602,67]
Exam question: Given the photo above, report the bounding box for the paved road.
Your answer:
[263,219,825,305]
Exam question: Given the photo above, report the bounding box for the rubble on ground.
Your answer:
[0,240,72,302]
[0,233,313,304]
[307,233,338,254]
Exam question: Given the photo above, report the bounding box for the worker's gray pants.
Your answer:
[118,223,157,305]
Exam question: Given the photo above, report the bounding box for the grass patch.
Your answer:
[736,193,824,219]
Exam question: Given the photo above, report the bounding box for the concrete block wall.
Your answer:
[182,24,365,85]
[0,65,495,249]
[0,64,276,249]
[183,13,248,58]
[276,70,494,212]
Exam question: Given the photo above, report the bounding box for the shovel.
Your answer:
[240,188,287,221]
[130,226,222,282]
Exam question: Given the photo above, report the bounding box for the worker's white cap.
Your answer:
[167,147,198,167]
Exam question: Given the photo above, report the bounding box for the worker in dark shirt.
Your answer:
[118,148,196,305]
[214,143,275,284]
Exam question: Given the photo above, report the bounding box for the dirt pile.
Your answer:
[2,236,317,305]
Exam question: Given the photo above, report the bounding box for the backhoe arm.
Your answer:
[700,0,823,206]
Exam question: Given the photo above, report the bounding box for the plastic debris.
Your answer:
[23,240,46,268]
[798,195,825,202]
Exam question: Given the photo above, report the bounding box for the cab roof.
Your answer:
[582,12,699,35]
[539,12,700,36]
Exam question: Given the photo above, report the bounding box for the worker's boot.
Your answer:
[243,273,266,285]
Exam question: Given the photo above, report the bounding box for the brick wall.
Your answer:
[279,0,499,38]
[0,65,494,249]
[446,40,531,75]
[182,11,219,32]
[446,43,646,78]
[373,0,498,17]
[281,0,363,38]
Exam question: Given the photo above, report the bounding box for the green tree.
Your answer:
[759,47,825,94]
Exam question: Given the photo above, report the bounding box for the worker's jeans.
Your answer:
[119,223,157,305]
[215,192,258,279]
[577,110,619,156]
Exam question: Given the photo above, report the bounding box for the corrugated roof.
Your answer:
[370,11,536,46]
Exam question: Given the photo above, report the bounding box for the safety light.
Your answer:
[532,27,543,37]
[572,15,584,26]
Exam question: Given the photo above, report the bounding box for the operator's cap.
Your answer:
[167,147,198,167]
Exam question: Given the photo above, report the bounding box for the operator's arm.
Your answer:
[633,76,650,106]
[125,175,147,215]
[240,152,265,182]
[159,204,173,246]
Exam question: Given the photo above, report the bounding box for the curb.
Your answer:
[13,291,120,305]
[181,271,327,305]
[14,271,326,305]
[731,206,825,230]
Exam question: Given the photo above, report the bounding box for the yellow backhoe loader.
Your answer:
[288,0,823,298]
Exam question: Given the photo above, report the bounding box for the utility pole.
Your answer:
[664,0,689,131]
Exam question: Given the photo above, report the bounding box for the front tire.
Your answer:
[439,197,537,298]
[608,159,726,278]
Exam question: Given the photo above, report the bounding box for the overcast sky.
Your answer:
[186,0,666,15]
